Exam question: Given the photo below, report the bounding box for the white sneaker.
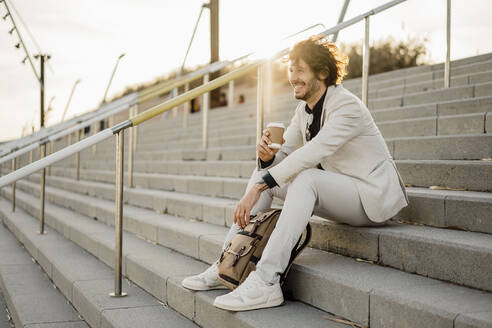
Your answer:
[213,271,284,311]
[182,263,227,291]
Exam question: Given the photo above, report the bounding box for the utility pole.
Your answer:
[34,54,50,128]
[209,0,220,107]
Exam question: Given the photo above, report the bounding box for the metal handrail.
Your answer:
[1,0,455,297]
[0,93,137,158]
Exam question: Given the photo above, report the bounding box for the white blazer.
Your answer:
[265,84,408,223]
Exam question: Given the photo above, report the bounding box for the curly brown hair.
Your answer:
[288,36,349,86]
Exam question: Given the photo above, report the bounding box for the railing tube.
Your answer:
[127,106,137,188]
[110,128,127,297]
[444,0,451,88]
[75,130,81,180]
[40,143,46,234]
[362,16,371,106]
[47,141,53,176]
[256,65,264,147]
[228,80,234,108]
[183,83,190,128]
[11,157,16,212]
[202,73,210,149]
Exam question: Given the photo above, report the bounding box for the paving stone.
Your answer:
[475,82,492,97]
[455,311,492,328]
[392,135,492,160]
[378,224,492,291]
[101,305,198,328]
[396,160,492,192]
[437,96,492,115]
[308,217,380,261]
[379,117,436,138]
[487,112,492,133]
[370,282,492,328]
[438,113,486,135]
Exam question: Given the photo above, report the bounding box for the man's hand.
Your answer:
[233,183,266,228]
[257,129,280,163]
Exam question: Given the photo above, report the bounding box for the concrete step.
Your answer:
[398,159,492,192]
[0,290,11,328]
[47,155,492,193]
[22,167,492,234]
[0,221,89,328]
[2,189,492,328]
[6,179,492,293]
[0,201,199,328]
[0,198,347,328]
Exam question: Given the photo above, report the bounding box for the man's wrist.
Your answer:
[254,179,269,192]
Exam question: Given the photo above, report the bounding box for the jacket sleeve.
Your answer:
[256,103,303,170]
[268,102,362,187]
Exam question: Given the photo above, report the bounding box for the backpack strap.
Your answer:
[279,222,312,285]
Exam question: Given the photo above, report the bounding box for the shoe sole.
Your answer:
[213,296,284,311]
[181,281,228,291]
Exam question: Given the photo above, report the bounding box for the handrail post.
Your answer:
[11,157,16,212]
[228,80,234,108]
[362,16,371,106]
[40,143,46,234]
[75,130,81,180]
[47,141,53,176]
[110,128,127,298]
[264,60,273,115]
[444,0,451,88]
[256,64,264,147]
[183,83,190,128]
[127,106,137,188]
[202,73,210,149]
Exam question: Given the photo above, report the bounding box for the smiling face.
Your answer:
[288,58,327,106]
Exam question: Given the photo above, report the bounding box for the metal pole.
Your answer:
[228,80,234,108]
[40,143,46,234]
[102,53,125,104]
[40,55,45,128]
[362,16,370,106]
[172,87,178,117]
[332,0,351,42]
[110,129,127,297]
[183,83,189,128]
[444,0,451,88]
[256,65,264,147]
[264,60,273,115]
[11,158,16,212]
[75,130,81,180]
[127,107,135,188]
[47,141,53,176]
[202,73,210,149]
[61,79,80,122]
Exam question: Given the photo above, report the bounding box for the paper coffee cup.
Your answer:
[267,122,285,149]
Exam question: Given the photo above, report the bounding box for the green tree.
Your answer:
[341,36,429,79]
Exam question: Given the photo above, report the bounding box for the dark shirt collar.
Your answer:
[304,87,327,115]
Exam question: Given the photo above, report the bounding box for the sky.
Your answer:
[1,0,491,141]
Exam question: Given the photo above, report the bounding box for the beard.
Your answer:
[293,77,323,102]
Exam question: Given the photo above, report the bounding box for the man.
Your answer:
[182,36,408,311]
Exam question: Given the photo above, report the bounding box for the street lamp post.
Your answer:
[102,53,125,104]
[61,79,80,122]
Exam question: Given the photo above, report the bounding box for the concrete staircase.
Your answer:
[2,52,492,328]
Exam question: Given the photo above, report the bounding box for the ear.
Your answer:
[318,69,329,81]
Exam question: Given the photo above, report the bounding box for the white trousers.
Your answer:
[221,167,386,284]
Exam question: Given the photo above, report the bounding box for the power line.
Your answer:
[6,0,55,75]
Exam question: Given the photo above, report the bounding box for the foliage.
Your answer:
[340,36,429,79]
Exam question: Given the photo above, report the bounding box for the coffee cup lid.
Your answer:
[267,122,285,129]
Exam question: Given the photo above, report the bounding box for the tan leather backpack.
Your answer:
[217,208,312,290]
